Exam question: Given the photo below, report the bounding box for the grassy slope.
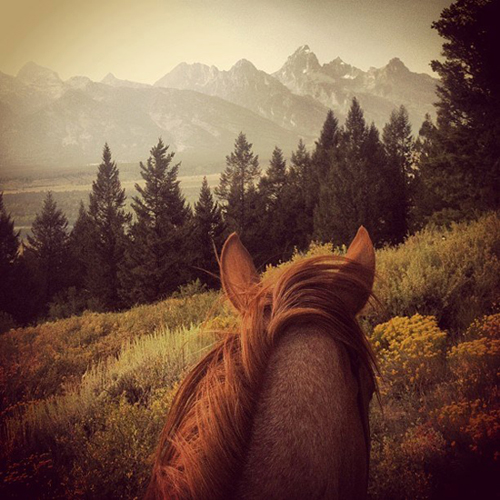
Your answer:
[0,213,498,499]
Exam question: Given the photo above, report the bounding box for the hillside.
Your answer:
[1,214,498,499]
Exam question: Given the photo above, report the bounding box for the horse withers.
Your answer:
[146,227,378,499]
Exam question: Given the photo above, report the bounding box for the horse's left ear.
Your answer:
[220,233,260,312]
[344,226,375,314]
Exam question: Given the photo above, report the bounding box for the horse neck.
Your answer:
[236,324,369,500]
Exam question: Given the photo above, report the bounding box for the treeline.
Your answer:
[0,100,411,324]
[1,0,499,328]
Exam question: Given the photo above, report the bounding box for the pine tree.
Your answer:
[259,147,287,203]
[412,114,465,226]
[421,0,500,218]
[0,192,20,324]
[314,99,388,246]
[307,110,340,212]
[287,139,313,249]
[312,109,340,181]
[255,147,291,263]
[87,144,130,311]
[382,105,415,242]
[192,177,226,287]
[27,192,70,311]
[69,201,93,293]
[129,139,192,304]
[215,132,260,236]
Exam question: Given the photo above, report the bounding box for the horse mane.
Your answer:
[146,254,378,500]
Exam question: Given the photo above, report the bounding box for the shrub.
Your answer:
[369,424,447,500]
[374,213,500,332]
[371,314,447,397]
[447,314,500,400]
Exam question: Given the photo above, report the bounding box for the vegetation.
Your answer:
[0,215,498,499]
[86,144,131,311]
[415,0,499,223]
[0,2,498,497]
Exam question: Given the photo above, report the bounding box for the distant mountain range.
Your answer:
[0,46,437,173]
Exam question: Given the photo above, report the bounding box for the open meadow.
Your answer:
[0,169,221,237]
[1,214,499,499]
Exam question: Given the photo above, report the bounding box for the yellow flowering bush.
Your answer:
[448,314,500,396]
[434,399,500,460]
[461,313,500,342]
[371,314,447,395]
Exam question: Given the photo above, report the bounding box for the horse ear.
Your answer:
[344,226,375,314]
[220,233,260,312]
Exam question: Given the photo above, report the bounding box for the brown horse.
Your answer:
[146,227,378,499]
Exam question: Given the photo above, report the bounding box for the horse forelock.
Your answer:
[147,254,378,500]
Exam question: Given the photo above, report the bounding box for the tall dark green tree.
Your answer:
[87,144,130,311]
[129,139,192,304]
[382,105,415,242]
[308,110,340,210]
[413,114,453,225]
[259,147,287,203]
[418,0,500,220]
[215,132,260,236]
[192,177,226,287]
[286,139,314,249]
[26,192,70,312]
[256,147,291,263]
[312,109,340,179]
[314,98,388,246]
[69,201,93,293]
[0,193,20,326]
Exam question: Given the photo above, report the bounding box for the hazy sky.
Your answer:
[1,0,452,83]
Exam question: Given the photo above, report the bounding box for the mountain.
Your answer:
[155,59,328,136]
[101,73,151,89]
[272,45,437,129]
[0,50,438,172]
[0,63,301,172]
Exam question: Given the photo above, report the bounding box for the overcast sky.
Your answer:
[1,0,452,83]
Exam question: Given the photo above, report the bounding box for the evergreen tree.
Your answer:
[26,192,70,312]
[215,132,260,236]
[0,193,20,325]
[308,110,340,210]
[420,0,500,218]
[192,177,226,287]
[287,139,314,249]
[87,144,130,311]
[69,201,93,294]
[412,114,465,226]
[129,139,192,304]
[259,147,287,203]
[256,147,291,263]
[314,98,388,246]
[312,109,340,180]
[382,105,415,242]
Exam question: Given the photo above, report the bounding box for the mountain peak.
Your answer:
[17,61,62,84]
[295,44,311,54]
[101,72,150,89]
[232,59,257,72]
[278,45,321,75]
[386,57,409,72]
[101,72,117,84]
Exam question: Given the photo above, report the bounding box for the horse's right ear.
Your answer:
[220,233,260,312]
[343,226,376,314]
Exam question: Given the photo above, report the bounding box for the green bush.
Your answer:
[374,213,500,332]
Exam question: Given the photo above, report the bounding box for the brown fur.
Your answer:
[146,236,377,500]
